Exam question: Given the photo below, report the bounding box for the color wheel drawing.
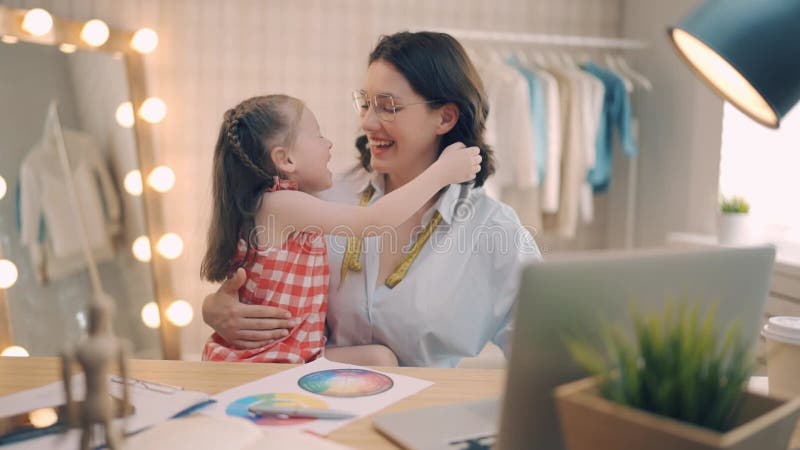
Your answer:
[298,369,394,397]
[226,393,328,426]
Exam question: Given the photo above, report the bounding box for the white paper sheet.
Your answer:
[125,416,354,450]
[201,358,433,435]
[0,374,211,449]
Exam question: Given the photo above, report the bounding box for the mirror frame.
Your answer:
[0,5,180,359]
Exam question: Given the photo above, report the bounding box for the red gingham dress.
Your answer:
[202,179,329,363]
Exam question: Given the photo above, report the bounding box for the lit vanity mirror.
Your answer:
[0,39,162,358]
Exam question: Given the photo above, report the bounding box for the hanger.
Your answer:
[465,45,484,65]
[467,44,496,67]
[530,49,548,69]
[576,51,592,65]
[604,53,634,93]
[539,51,558,68]
[614,55,653,91]
[560,50,579,69]
[498,45,508,62]
[513,47,529,65]
[488,44,505,64]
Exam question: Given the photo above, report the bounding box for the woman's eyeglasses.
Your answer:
[352,90,439,122]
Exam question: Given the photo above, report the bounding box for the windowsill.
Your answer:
[666,232,800,377]
[665,232,800,280]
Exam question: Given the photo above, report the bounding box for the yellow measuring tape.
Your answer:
[340,185,442,288]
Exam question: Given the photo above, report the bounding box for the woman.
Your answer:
[202,31,542,367]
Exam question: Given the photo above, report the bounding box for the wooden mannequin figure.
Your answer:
[61,299,131,450]
[46,100,132,449]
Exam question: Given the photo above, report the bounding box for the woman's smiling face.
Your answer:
[359,60,443,179]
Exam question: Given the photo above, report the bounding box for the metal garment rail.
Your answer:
[421,27,648,50]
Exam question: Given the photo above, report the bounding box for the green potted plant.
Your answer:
[718,196,751,245]
[555,303,800,450]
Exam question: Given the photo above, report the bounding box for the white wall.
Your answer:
[4,0,626,358]
[620,0,724,247]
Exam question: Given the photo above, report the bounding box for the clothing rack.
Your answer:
[424,28,648,50]
[424,27,647,249]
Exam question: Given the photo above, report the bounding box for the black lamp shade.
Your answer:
[669,0,800,128]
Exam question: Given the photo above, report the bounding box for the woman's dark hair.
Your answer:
[356,31,495,187]
[201,95,304,282]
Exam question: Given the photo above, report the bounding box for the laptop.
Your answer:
[373,398,499,450]
[373,245,776,450]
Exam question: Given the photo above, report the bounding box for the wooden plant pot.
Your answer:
[555,377,800,450]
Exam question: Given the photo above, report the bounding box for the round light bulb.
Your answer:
[29,408,58,428]
[0,259,18,289]
[131,28,158,54]
[115,102,135,128]
[1,35,19,44]
[166,300,193,327]
[80,19,110,48]
[21,8,53,37]
[156,233,183,259]
[58,43,77,54]
[140,302,161,328]
[138,97,167,124]
[147,166,175,193]
[131,235,152,262]
[1,345,29,357]
[0,175,7,200]
[123,170,143,196]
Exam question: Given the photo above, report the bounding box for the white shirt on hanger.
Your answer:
[577,70,606,224]
[19,126,121,282]
[474,58,539,197]
[525,65,562,214]
[539,65,603,238]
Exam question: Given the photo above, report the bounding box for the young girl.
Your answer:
[200,95,481,365]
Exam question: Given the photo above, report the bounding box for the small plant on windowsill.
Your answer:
[719,196,751,244]
[554,301,800,450]
[721,196,751,214]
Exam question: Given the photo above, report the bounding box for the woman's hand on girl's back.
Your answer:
[432,141,482,185]
[202,268,299,349]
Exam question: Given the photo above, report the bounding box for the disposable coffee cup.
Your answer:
[762,316,800,398]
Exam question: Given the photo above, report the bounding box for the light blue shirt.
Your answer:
[507,58,548,182]
[320,170,542,367]
[581,62,637,193]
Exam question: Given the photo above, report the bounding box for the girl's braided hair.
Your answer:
[201,95,304,282]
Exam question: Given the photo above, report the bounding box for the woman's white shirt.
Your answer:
[320,170,542,367]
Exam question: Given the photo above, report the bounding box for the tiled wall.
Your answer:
[3,0,624,358]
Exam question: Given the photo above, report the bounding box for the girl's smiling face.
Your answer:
[287,107,333,193]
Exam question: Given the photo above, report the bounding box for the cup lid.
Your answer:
[762,316,800,345]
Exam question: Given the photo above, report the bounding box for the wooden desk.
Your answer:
[3,358,799,449]
[0,357,504,449]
